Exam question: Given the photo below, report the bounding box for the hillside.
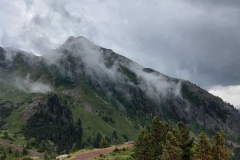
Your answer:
[0,36,240,157]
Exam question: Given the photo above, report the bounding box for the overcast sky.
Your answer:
[1,0,240,108]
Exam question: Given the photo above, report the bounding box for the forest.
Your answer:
[134,116,233,160]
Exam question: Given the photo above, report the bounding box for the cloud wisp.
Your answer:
[1,0,240,107]
[14,74,52,93]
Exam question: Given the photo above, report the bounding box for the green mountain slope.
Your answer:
[0,36,239,156]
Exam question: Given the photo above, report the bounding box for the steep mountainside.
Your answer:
[0,36,239,154]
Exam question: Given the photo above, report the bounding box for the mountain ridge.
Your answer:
[0,36,239,153]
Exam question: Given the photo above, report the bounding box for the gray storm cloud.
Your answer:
[1,0,240,106]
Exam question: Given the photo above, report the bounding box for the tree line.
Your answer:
[24,93,83,153]
[134,116,231,160]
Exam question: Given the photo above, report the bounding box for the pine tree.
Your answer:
[8,147,12,154]
[112,131,118,141]
[15,150,19,158]
[26,140,30,149]
[177,121,194,160]
[193,131,213,160]
[2,151,6,160]
[43,150,50,160]
[212,130,231,160]
[150,116,165,158]
[100,137,109,148]
[134,127,156,160]
[160,131,183,160]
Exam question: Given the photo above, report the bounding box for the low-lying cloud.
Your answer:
[14,74,52,93]
[1,0,239,106]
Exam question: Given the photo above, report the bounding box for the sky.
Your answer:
[0,0,240,108]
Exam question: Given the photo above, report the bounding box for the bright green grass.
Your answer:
[0,144,16,160]
[65,81,139,146]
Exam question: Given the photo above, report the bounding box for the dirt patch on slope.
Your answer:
[21,97,46,121]
[72,142,133,160]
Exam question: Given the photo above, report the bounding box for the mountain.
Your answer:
[0,36,239,154]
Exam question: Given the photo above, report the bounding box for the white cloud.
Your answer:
[0,0,240,91]
[209,85,240,108]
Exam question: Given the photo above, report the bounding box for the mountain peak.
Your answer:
[64,36,94,45]
[57,36,97,53]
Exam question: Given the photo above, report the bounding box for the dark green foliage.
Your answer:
[100,137,109,148]
[22,148,28,156]
[135,118,231,160]
[0,47,5,61]
[12,52,30,70]
[15,150,19,158]
[182,83,228,123]
[48,65,74,88]
[193,131,213,160]
[26,141,31,149]
[122,134,129,142]
[0,106,12,119]
[212,130,231,160]
[93,133,102,148]
[181,84,202,108]
[207,101,228,123]
[7,147,11,154]
[160,131,183,160]
[102,116,115,124]
[0,151,6,160]
[233,147,240,160]
[177,121,194,160]
[0,105,12,129]
[112,131,118,141]
[120,66,138,84]
[43,150,51,160]
[24,93,83,153]
[71,143,77,153]
[113,148,120,152]
[134,127,156,160]
[150,116,165,157]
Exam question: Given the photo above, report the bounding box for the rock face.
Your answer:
[0,36,240,136]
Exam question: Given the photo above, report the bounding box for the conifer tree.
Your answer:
[160,131,183,160]
[1,151,6,160]
[43,150,50,160]
[22,147,28,156]
[212,130,231,160]
[193,131,213,160]
[15,150,19,158]
[150,116,165,158]
[134,127,156,160]
[112,131,118,141]
[177,121,194,160]
[100,137,109,148]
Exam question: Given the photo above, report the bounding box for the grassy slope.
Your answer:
[0,79,141,153]
[64,81,140,147]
